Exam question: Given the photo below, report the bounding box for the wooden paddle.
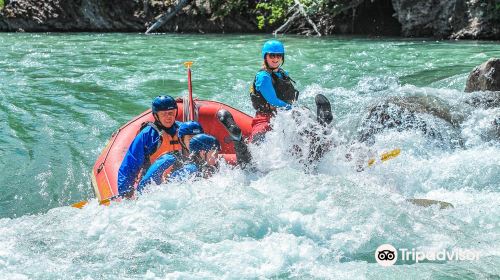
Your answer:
[366,149,454,209]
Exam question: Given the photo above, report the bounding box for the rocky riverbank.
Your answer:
[0,0,499,39]
[0,0,258,33]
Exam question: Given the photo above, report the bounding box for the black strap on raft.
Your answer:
[139,121,163,154]
[138,121,163,173]
[138,122,182,175]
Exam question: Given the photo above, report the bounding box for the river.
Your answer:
[0,33,499,278]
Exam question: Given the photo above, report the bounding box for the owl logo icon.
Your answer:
[375,244,398,266]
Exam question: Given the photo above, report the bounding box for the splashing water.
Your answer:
[0,34,499,278]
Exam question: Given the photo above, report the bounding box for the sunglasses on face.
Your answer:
[157,110,176,117]
[268,53,283,59]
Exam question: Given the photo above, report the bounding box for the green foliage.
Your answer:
[194,0,329,29]
[0,0,4,10]
[254,0,324,29]
[255,0,294,29]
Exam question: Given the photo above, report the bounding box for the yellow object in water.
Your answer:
[368,148,401,167]
[71,197,112,209]
[381,148,401,162]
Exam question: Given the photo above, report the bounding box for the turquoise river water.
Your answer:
[0,33,499,279]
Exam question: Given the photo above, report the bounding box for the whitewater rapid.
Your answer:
[1,34,499,279]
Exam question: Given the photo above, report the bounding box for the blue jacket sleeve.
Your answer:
[168,163,198,183]
[255,71,292,110]
[137,153,178,193]
[117,127,160,195]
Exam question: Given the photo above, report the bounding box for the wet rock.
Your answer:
[465,58,500,93]
[495,116,500,138]
[358,96,463,146]
[465,91,500,109]
[463,59,500,143]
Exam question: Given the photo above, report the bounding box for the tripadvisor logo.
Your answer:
[375,244,398,266]
[375,244,480,266]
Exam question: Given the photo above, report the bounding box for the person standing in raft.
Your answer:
[137,133,221,188]
[136,121,205,192]
[117,95,182,198]
[249,39,334,143]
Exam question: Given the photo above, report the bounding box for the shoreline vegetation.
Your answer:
[0,0,499,40]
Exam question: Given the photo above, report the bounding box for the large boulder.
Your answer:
[465,58,500,93]
[463,59,500,143]
[358,96,463,146]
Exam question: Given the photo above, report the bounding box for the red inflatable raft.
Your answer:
[91,98,253,204]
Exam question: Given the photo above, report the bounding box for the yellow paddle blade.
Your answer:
[367,148,401,167]
[99,198,112,205]
[183,61,193,68]
[71,201,88,209]
[71,197,113,209]
[381,148,401,162]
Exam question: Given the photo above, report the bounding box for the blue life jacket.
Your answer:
[117,121,181,195]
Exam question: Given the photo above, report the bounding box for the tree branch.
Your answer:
[294,0,321,36]
[273,9,301,36]
[145,0,191,34]
[273,0,322,37]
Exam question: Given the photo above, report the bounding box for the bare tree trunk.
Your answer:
[273,9,300,36]
[145,0,192,34]
[294,0,321,36]
[273,0,321,37]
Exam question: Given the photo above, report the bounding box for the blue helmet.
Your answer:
[262,40,285,59]
[152,95,177,113]
[189,134,221,154]
[178,121,204,139]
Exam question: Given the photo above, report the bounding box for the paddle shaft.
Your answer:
[187,66,194,120]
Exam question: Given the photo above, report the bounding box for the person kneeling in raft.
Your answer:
[137,133,221,190]
[117,95,182,198]
[136,121,205,192]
